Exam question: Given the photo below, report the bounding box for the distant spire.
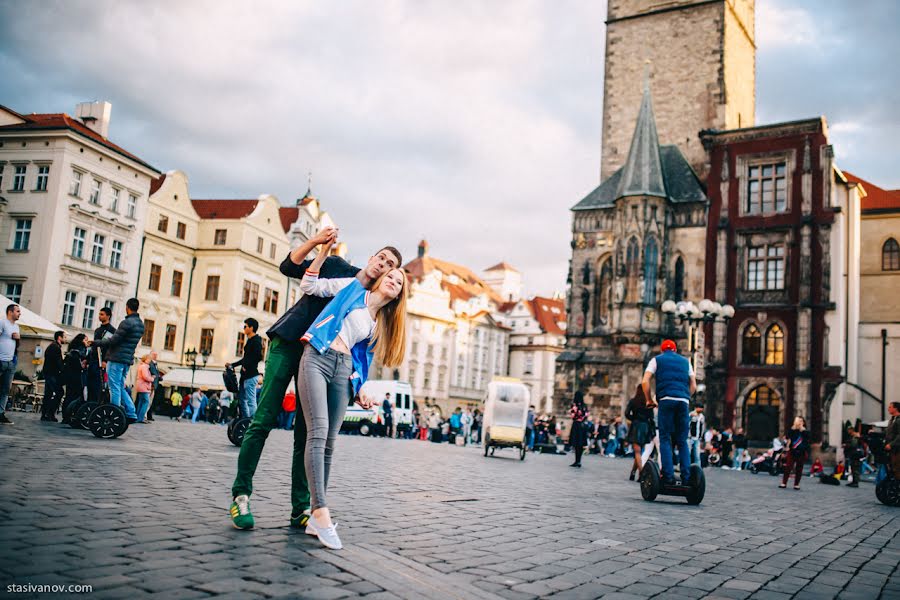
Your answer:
[615,67,666,200]
[307,171,313,196]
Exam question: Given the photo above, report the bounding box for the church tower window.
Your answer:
[626,237,640,302]
[643,237,658,304]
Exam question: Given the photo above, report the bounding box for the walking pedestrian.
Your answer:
[526,405,536,451]
[40,330,66,422]
[146,351,159,422]
[169,389,183,420]
[615,417,628,456]
[779,416,810,490]
[732,428,747,470]
[135,353,155,423]
[844,426,864,487]
[569,392,589,468]
[85,298,144,423]
[0,303,22,425]
[382,392,393,438]
[625,383,655,481]
[641,339,697,487]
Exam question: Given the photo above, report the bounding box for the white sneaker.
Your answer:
[306,513,342,550]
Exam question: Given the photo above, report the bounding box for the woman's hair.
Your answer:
[141,353,152,363]
[797,416,806,428]
[371,269,408,368]
[573,390,585,407]
[631,383,647,407]
[69,333,87,349]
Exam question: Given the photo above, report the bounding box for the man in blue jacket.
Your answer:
[87,298,144,423]
[642,339,697,486]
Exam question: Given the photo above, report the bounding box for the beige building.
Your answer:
[375,241,510,415]
[844,172,900,424]
[139,171,292,380]
[601,0,755,181]
[0,101,159,376]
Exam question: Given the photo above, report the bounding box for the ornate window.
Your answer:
[626,237,640,302]
[883,238,900,271]
[741,324,761,365]
[595,259,612,324]
[672,256,685,301]
[643,237,658,304]
[765,324,785,365]
[747,244,785,290]
[746,162,787,214]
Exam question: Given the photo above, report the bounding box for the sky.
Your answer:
[1,0,897,298]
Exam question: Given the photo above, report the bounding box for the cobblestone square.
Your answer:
[1,414,898,599]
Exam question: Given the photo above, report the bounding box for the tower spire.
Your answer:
[615,71,666,200]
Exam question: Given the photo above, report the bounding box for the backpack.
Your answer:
[223,365,240,394]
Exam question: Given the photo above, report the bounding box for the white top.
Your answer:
[300,270,375,350]
[0,318,19,362]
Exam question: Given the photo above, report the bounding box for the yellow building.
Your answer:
[845,172,900,422]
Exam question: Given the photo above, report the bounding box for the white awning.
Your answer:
[0,293,71,337]
[160,368,227,390]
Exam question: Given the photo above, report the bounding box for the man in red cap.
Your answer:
[642,339,697,486]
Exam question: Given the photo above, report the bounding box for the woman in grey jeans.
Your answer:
[296,238,407,549]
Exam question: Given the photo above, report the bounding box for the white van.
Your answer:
[342,380,415,436]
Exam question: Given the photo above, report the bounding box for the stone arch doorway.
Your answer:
[744,385,780,444]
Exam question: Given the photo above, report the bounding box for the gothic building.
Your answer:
[555,81,707,418]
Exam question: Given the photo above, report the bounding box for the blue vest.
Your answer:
[654,351,691,401]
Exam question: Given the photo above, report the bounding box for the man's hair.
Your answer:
[890,401,900,412]
[99,306,112,317]
[378,246,403,267]
[5,303,18,316]
[126,298,140,312]
[53,330,64,342]
[244,318,259,333]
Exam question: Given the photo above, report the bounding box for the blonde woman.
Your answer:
[135,354,155,424]
[296,237,407,550]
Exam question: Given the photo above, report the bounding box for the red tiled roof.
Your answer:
[404,255,505,306]
[191,199,258,220]
[529,296,567,335]
[0,110,158,172]
[149,174,166,196]
[484,261,519,273]
[279,207,299,232]
[844,171,900,212]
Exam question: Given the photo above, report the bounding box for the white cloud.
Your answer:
[756,1,820,50]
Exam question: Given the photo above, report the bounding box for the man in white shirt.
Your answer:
[0,303,22,425]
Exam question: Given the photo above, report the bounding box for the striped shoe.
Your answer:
[230,495,255,530]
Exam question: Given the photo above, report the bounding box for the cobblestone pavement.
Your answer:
[1,412,898,600]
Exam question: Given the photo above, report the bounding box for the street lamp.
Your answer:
[184,347,210,390]
[661,298,734,375]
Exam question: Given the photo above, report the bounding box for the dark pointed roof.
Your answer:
[616,82,666,199]
[572,83,706,212]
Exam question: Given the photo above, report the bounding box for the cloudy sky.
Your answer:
[1,1,897,297]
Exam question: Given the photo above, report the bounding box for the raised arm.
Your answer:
[281,226,337,278]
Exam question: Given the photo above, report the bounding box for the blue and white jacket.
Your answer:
[299,270,374,396]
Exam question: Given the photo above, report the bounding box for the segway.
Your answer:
[86,349,129,439]
[223,365,250,447]
[639,442,706,505]
[876,469,900,507]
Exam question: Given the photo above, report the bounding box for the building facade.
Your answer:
[0,101,159,375]
[601,0,755,180]
[844,172,900,424]
[700,119,862,446]
[557,81,708,421]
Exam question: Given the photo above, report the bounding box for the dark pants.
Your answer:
[41,375,64,418]
[87,362,103,404]
[384,416,393,438]
[231,337,310,516]
[782,451,806,486]
[658,399,691,482]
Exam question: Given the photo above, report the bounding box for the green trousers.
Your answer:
[231,336,310,515]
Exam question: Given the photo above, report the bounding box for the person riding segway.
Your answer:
[639,339,705,505]
[225,318,262,446]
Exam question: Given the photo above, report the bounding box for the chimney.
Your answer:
[75,101,112,139]
[417,239,428,258]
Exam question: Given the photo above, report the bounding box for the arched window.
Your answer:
[673,256,685,301]
[765,324,785,365]
[643,237,658,304]
[595,259,613,325]
[745,385,781,442]
[883,238,900,271]
[742,324,761,365]
[626,237,640,301]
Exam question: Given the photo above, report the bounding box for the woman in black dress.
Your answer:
[569,391,589,468]
[625,383,655,480]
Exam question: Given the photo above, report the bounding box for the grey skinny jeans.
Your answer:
[297,347,353,511]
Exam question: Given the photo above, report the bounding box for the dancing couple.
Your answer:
[228,227,407,550]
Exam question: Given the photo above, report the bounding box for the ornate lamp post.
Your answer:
[184,347,210,390]
[660,299,734,378]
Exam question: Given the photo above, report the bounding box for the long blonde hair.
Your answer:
[370,269,408,368]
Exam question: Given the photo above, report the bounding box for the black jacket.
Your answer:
[43,342,63,378]
[233,335,262,381]
[91,323,116,363]
[267,255,360,342]
[96,313,145,365]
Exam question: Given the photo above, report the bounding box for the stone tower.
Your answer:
[600,0,755,181]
